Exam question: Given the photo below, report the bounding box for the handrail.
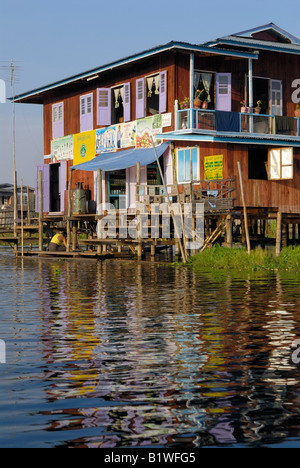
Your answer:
[176,107,300,137]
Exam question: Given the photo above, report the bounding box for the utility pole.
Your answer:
[11,59,18,240]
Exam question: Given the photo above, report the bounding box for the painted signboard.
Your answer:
[73,130,96,166]
[51,135,73,162]
[204,155,223,180]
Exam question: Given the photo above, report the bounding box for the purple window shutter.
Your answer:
[136,78,145,119]
[123,83,131,122]
[35,164,50,213]
[52,103,64,139]
[216,73,232,112]
[80,94,93,132]
[97,88,111,126]
[159,71,167,113]
[59,161,67,213]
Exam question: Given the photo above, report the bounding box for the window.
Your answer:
[248,147,268,180]
[194,72,215,109]
[80,93,93,132]
[177,147,199,183]
[52,102,64,139]
[136,71,167,119]
[268,147,293,180]
[97,83,131,127]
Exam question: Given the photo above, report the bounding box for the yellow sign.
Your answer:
[204,155,223,180]
[73,130,96,166]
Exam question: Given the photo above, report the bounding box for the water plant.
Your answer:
[187,244,300,272]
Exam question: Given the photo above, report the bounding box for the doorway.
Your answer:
[253,77,269,114]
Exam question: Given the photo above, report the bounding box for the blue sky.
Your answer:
[0,0,300,187]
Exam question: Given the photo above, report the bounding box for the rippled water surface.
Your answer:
[0,249,300,448]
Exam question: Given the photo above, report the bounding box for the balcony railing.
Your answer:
[176,108,300,138]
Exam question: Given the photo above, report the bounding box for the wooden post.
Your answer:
[38,170,43,252]
[152,138,187,263]
[26,186,31,225]
[136,162,142,260]
[276,211,282,257]
[20,179,24,257]
[237,162,250,254]
[67,167,73,252]
[225,214,233,248]
[97,169,103,254]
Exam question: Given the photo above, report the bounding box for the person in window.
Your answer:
[49,231,68,252]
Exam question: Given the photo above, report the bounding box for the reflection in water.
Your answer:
[0,251,300,447]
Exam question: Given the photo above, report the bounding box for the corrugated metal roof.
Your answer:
[10,41,258,104]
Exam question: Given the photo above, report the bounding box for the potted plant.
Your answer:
[179,96,190,109]
[193,89,204,108]
[240,100,247,113]
[254,100,262,114]
[295,104,300,118]
[202,99,208,109]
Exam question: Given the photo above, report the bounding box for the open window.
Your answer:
[136,71,167,119]
[267,147,293,180]
[97,83,131,127]
[248,147,268,180]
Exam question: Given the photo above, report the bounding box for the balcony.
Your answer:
[174,108,300,142]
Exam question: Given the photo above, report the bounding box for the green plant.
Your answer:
[257,100,262,107]
[179,96,190,109]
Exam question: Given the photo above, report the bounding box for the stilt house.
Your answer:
[12,23,300,225]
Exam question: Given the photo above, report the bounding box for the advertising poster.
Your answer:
[136,115,162,148]
[96,126,117,154]
[73,130,96,166]
[120,121,136,149]
[51,135,73,162]
[204,155,223,180]
[96,122,137,154]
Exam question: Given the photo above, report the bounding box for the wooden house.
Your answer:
[0,184,35,227]
[12,23,300,224]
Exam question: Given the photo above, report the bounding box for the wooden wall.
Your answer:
[178,141,300,213]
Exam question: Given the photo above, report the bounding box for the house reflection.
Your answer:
[36,260,300,447]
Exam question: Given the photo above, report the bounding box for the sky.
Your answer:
[0,0,300,187]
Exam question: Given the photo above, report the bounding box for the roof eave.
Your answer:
[10,42,258,104]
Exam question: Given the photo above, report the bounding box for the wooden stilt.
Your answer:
[38,170,43,252]
[237,162,250,254]
[225,214,233,248]
[20,179,24,257]
[276,211,282,257]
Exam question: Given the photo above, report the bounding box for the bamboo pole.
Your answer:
[276,210,282,257]
[26,186,31,225]
[97,168,102,254]
[38,170,43,252]
[67,167,73,252]
[136,161,143,260]
[20,179,24,257]
[151,138,187,264]
[237,161,251,254]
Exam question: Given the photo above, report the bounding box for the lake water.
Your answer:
[0,249,300,448]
